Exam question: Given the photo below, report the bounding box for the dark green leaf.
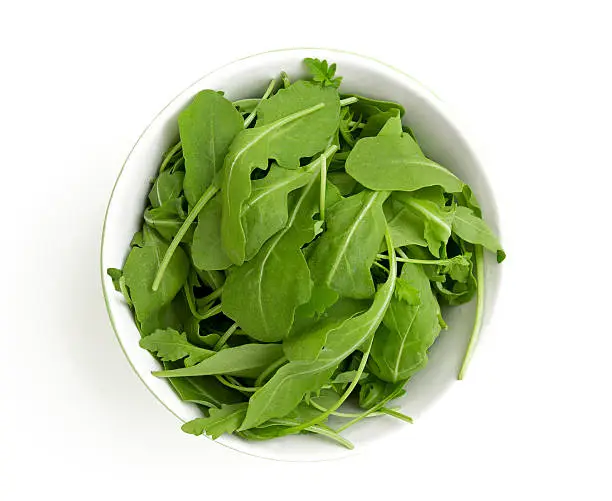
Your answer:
[182,403,248,438]
[139,328,214,367]
[148,170,184,208]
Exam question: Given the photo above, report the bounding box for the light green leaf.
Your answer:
[139,328,214,367]
[182,403,248,438]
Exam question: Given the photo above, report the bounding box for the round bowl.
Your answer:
[101,48,502,461]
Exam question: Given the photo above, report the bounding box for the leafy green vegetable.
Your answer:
[220,81,340,265]
[452,206,505,262]
[304,58,342,88]
[107,58,504,448]
[182,403,248,438]
[308,190,389,298]
[369,264,442,382]
[346,135,463,193]
[152,343,284,379]
[139,328,214,367]
[179,90,244,207]
[123,226,189,322]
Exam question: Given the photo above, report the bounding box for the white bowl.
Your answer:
[101,48,502,461]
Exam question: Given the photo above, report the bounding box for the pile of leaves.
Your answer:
[107,58,504,449]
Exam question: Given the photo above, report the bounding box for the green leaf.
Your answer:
[393,191,455,257]
[304,58,342,88]
[191,155,328,271]
[452,206,505,262]
[152,343,284,379]
[138,292,195,337]
[240,237,397,430]
[143,198,193,242]
[221,169,323,342]
[370,263,442,383]
[182,403,248,438]
[359,376,406,409]
[164,361,244,408]
[179,90,244,207]
[220,81,340,265]
[359,109,406,139]
[308,190,389,299]
[346,135,464,193]
[123,226,190,322]
[331,370,369,384]
[139,328,214,367]
[148,170,184,208]
[327,171,358,196]
[344,94,405,118]
[107,268,123,292]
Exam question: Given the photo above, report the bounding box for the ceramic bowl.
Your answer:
[101,48,502,461]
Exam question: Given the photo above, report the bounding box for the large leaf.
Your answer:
[123,226,190,322]
[308,190,389,299]
[346,135,463,193]
[220,82,340,265]
[152,343,284,379]
[191,156,327,271]
[221,170,323,342]
[179,90,244,207]
[240,239,397,430]
[369,264,442,382]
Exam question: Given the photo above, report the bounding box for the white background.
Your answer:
[1,1,611,499]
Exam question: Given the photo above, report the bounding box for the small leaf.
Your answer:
[452,206,505,261]
[139,328,214,366]
[148,170,184,208]
[182,403,249,439]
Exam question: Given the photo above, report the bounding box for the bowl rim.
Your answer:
[100,47,503,461]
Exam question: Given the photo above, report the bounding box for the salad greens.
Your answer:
[107,58,504,449]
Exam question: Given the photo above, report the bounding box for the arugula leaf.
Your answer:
[304,58,342,88]
[345,94,405,119]
[123,226,190,322]
[452,206,505,262]
[143,197,193,242]
[148,170,184,208]
[346,135,464,193]
[369,263,442,382]
[191,152,332,271]
[308,190,389,298]
[221,164,327,342]
[182,403,249,438]
[139,328,214,367]
[239,233,397,430]
[152,343,284,379]
[220,81,340,265]
[179,90,244,207]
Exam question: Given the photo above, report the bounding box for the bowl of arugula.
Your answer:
[101,49,504,461]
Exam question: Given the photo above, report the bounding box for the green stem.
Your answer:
[215,375,259,393]
[213,323,238,351]
[159,141,182,172]
[377,254,459,266]
[373,261,390,273]
[380,407,413,423]
[243,79,276,128]
[340,97,358,106]
[336,384,406,432]
[170,156,185,173]
[199,303,223,320]
[255,356,288,387]
[307,399,387,418]
[458,245,485,380]
[306,425,354,450]
[319,149,328,221]
[152,184,218,291]
[196,287,223,309]
[183,284,208,321]
[397,247,409,260]
[348,121,365,129]
[232,98,259,109]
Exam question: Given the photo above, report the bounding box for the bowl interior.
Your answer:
[101,49,501,461]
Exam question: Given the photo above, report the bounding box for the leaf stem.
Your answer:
[336,384,407,432]
[458,245,485,379]
[339,97,358,106]
[183,284,209,320]
[152,184,218,291]
[307,399,387,418]
[377,254,462,266]
[215,375,259,392]
[197,286,224,308]
[159,140,182,172]
[199,303,223,320]
[347,121,365,129]
[319,149,328,221]
[213,322,238,351]
[373,261,390,273]
[243,79,276,128]
[379,407,414,423]
[255,356,288,387]
[118,276,132,308]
